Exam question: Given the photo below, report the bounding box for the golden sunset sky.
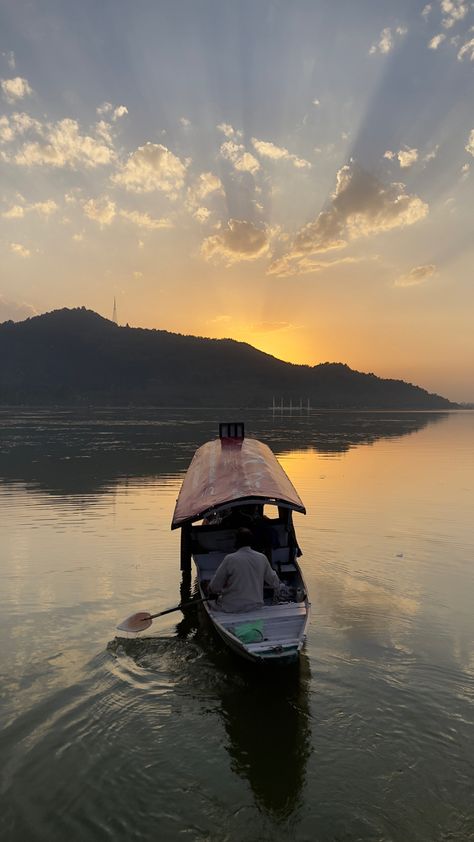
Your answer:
[1,0,473,401]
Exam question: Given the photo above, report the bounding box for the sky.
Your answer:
[0,0,473,402]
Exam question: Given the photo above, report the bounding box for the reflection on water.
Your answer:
[110,627,312,822]
[0,407,447,496]
[173,582,312,821]
[1,409,473,841]
[219,657,311,821]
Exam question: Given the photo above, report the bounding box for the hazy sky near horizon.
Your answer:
[1,0,473,401]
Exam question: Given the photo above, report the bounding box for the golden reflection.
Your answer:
[315,568,419,644]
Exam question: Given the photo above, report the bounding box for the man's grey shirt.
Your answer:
[209,545,280,613]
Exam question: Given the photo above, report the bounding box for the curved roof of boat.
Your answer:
[171,436,306,529]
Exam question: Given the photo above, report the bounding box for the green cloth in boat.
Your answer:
[232,619,264,644]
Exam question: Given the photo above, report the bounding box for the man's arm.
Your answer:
[262,557,281,591]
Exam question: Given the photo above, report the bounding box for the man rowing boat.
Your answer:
[207,527,281,613]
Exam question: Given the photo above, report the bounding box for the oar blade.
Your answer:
[116,611,153,633]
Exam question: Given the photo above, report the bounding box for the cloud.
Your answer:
[370,27,393,54]
[466,129,474,156]
[112,142,188,194]
[312,98,320,106]
[0,112,43,143]
[193,206,211,223]
[220,140,260,174]
[112,105,128,121]
[185,172,223,222]
[97,102,112,115]
[268,162,428,275]
[97,102,127,120]
[2,198,58,218]
[314,142,337,157]
[1,76,32,102]
[95,120,113,144]
[441,0,467,29]
[2,204,25,218]
[0,116,13,143]
[369,26,407,55]
[251,137,311,169]
[180,116,191,127]
[458,36,474,61]
[83,196,116,225]
[267,254,365,277]
[1,51,16,70]
[398,147,418,168]
[216,122,242,139]
[82,199,172,230]
[0,294,36,322]
[429,33,446,48]
[394,264,436,287]
[14,117,114,168]
[422,4,432,18]
[424,146,439,163]
[9,242,30,257]
[208,314,231,324]
[251,320,292,333]
[384,146,419,167]
[33,199,58,216]
[191,171,223,200]
[65,189,82,204]
[119,209,172,229]
[201,219,269,264]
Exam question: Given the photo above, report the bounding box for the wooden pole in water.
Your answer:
[180,525,192,572]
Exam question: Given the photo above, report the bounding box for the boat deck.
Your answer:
[209,600,306,624]
[207,601,308,655]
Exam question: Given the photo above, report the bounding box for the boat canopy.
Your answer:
[171,437,306,530]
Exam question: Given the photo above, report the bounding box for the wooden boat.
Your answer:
[171,423,310,665]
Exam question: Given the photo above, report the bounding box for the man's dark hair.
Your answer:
[235,527,254,549]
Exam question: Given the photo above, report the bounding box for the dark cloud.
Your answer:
[268,161,428,276]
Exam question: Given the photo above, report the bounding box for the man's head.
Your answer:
[235,527,254,549]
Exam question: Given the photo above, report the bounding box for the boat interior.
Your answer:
[191,511,301,590]
[188,507,308,654]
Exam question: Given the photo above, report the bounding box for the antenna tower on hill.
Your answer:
[112,297,117,324]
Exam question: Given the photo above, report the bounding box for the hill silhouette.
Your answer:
[0,308,456,409]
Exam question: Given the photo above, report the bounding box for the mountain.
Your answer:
[0,308,456,409]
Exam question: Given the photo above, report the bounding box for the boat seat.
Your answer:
[271,547,298,577]
[194,551,226,574]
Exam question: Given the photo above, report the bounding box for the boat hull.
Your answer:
[198,578,310,666]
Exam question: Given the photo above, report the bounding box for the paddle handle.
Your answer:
[148,595,212,620]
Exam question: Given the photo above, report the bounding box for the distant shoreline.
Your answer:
[0,405,469,413]
[0,309,461,410]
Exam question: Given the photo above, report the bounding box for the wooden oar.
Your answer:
[116,596,213,633]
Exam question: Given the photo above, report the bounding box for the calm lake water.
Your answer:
[0,409,473,842]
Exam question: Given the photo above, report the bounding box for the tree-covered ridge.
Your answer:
[0,308,456,409]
